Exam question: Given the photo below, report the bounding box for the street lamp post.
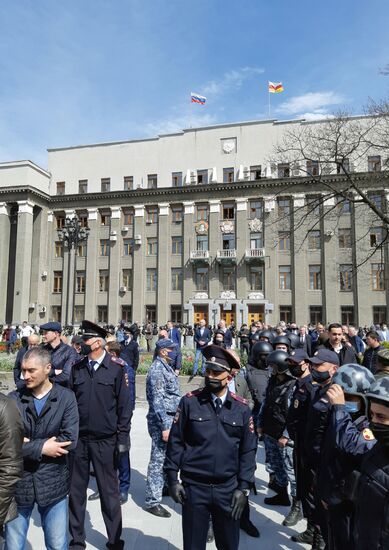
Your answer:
[57,217,90,326]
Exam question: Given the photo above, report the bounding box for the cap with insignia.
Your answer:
[202,345,240,373]
[80,320,108,340]
[40,321,62,333]
[287,349,310,363]
[310,349,340,367]
[155,338,176,351]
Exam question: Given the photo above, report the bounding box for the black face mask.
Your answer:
[370,422,389,447]
[80,343,92,356]
[311,368,331,384]
[288,364,306,378]
[205,376,228,394]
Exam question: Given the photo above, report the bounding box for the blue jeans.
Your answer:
[5,498,68,550]
[193,348,204,375]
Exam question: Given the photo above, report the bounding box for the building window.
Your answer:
[56,182,65,195]
[171,206,183,223]
[195,267,208,291]
[196,204,209,221]
[222,234,235,250]
[74,306,85,324]
[100,239,110,256]
[341,306,355,325]
[306,160,319,176]
[147,174,158,189]
[310,306,323,325]
[278,232,290,251]
[122,306,132,323]
[309,265,322,290]
[51,306,61,322]
[101,178,110,193]
[250,267,263,290]
[79,215,88,228]
[76,271,86,293]
[99,270,109,292]
[370,226,384,247]
[171,268,183,291]
[368,155,381,172]
[372,263,385,291]
[249,200,262,219]
[250,165,262,180]
[339,264,353,291]
[146,207,158,224]
[278,198,291,217]
[145,306,157,323]
[338,228,352,248]
[222,203,235,220]
[280,306,292,324]
[172,172,182,187]
[56,215,65,229]
[306,196,320,215]
[171,306,182,324]
[336,158,350,174]
[278,163,290,178]
[308,230,321,250]
[279,266,291,290]
[77,243,87,257]
[124,176,133,191]
[369,193,383,210]
[172,236,183,255]
[250,232,263,249]
[79,180,88,194]
[54,242,63,258]
[147,237,157,256]
[223,168,234,183]
[53,271,62,293]
[373,306,387,325]
[122,269,133,291]
[196,169,208,185]
[146,269,157,291]
[196,235,208,251]
[100,211,111,226]
[222,268,235,290]
[97,306,108,324]
[123,239,132,256]
[123,210,134,226]
[337,197,351,214]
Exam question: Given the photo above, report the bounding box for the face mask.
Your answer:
[166,351,175,362]
[80,343,92,356]
[205,376,228,394]
[311,368,331,384]
[214,340,224,346]
[288,364,305,378]
[370,422,389,447]
[344,401,361,414]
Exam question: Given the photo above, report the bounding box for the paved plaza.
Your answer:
[24,401,306,550]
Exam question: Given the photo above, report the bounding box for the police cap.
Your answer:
[287,349,310,363]
[310,349,340,367]
[80,320,108,340]
[202,344,240,373]
[155,338,176,351]
[40,322,62,333]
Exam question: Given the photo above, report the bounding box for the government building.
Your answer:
[0,117,387,328]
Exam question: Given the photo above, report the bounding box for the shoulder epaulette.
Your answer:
[230,392,248,405]
[185,388,202,398]
[111,355,126,366]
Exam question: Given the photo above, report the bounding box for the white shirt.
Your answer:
[89,351,106,371]
[211,389,228,407]
[20,325,34,337]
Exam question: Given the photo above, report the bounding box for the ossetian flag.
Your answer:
[191,92,207,105]
[268,82,284,93]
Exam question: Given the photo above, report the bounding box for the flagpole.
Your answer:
[268,91,271,119]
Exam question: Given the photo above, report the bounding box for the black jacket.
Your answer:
[0,393,23,527]
[13,346,28,390]
[320,341,357,366]
[44,341,80,386]
[120,339,139,370]
[261,375,296,440]
[363,345,383,374]
[9,383,79,507]
[245,363,270,406]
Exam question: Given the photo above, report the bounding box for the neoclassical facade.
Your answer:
[0,119,388,327]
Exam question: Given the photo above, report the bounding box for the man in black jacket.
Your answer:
[320,323,357,366]
[13,333,40,390]
[362,330,383,373]
[119,324,139,371]
[5,347,79,549]
[41,322,79,386]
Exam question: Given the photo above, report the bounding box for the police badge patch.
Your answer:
[362,428,375,441]
[249,416,254,433]
[173,408,181,424]
[294,399,299,409]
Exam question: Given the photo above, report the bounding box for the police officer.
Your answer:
[165,345,257,550]
[119,324,139,371]
[40,321,79,386]
[68,321,131,550]
[245,341,273,429]
[354,376,389,549]
[145,338,180,517]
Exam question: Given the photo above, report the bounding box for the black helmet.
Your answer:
[251,341,273,365]
[249,331,261,342]
[259,330,274,343]
[365,376,389,405]
[273,335,291,350]
[266,350,291,374]
[332,364,375,397]
[287,332,300,350]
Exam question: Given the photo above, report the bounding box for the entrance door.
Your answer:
[248,304,264,325]
[194,305,208,325]
[220,304,236,326]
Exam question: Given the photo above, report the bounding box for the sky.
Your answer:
[0,0,388,167]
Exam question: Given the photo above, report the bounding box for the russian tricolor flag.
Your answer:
[191,92,207,105]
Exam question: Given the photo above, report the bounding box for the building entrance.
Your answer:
[248,304,264,325]
[220,304,236,327]
[194,305,208,325]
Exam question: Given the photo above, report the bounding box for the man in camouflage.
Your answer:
[144,339,180,517]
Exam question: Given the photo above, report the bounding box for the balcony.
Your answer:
[190,250,210,263]
[245,248,265,261]
[216,249,237,263]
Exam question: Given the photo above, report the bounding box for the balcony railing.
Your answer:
[190,250,210,261]
[245,248,265,259]
[216,249,237,262]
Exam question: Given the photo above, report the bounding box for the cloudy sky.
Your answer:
[0,0,388,167]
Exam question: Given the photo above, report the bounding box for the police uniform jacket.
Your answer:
[286,374,313,443]
[303,384,333,470]
[119,339,139,371]
[354,442,389,550]
[317,406,376,506]
[164,388,257,489]
[44,341,80,386]
[245,362,270,406]
[69,352,131,447]
[146,356,181,431]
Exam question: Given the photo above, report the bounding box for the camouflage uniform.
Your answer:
[263,435,296,496]
[145,356,180,508]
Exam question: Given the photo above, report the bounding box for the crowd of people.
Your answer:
[0,316,388,549]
